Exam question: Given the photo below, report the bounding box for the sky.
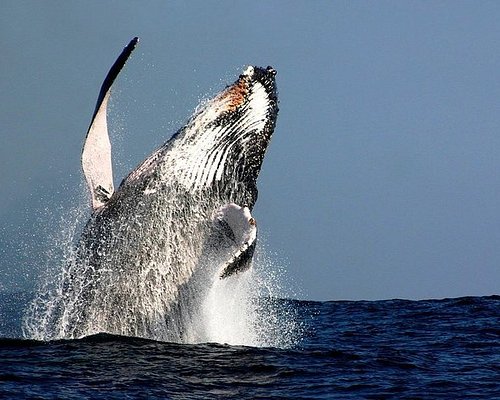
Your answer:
[1,1,500,301]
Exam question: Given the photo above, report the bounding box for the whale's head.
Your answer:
[83,38,278,213]
[174,66,279,208]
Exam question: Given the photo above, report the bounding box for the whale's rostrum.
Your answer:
[25,38,279,341]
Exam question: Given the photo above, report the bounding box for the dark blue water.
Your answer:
[1,293,498,399]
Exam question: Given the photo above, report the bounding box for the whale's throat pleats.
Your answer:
[181,81,270,191]
[121,66,278,209]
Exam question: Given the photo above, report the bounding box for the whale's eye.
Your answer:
[249,217,256,226]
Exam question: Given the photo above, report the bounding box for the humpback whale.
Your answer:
[26,38,278,341]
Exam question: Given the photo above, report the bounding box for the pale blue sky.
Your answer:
[1,1,500,300]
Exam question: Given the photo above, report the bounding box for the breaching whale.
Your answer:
[25,37,278,341]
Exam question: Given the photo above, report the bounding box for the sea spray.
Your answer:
[23,191,301,347]
[22,185,90,340]
[183,243,303,347]
[190,269,258,345]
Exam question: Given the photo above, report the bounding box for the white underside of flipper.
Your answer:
[82,92,114,209]
[81,37,138,210]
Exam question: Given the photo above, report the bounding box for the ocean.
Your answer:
[0,292,498,399]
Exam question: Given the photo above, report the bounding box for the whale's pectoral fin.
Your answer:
[212,203,257,279]
[81,37,139,210]
[220,236,257,279]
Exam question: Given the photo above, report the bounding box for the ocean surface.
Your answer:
[0,292,498,399]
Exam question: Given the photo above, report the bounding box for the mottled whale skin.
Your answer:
[44,38,278,340]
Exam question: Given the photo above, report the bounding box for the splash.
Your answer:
[185,254,302,348]
[22,186,88,340]
[23,188,301,348]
